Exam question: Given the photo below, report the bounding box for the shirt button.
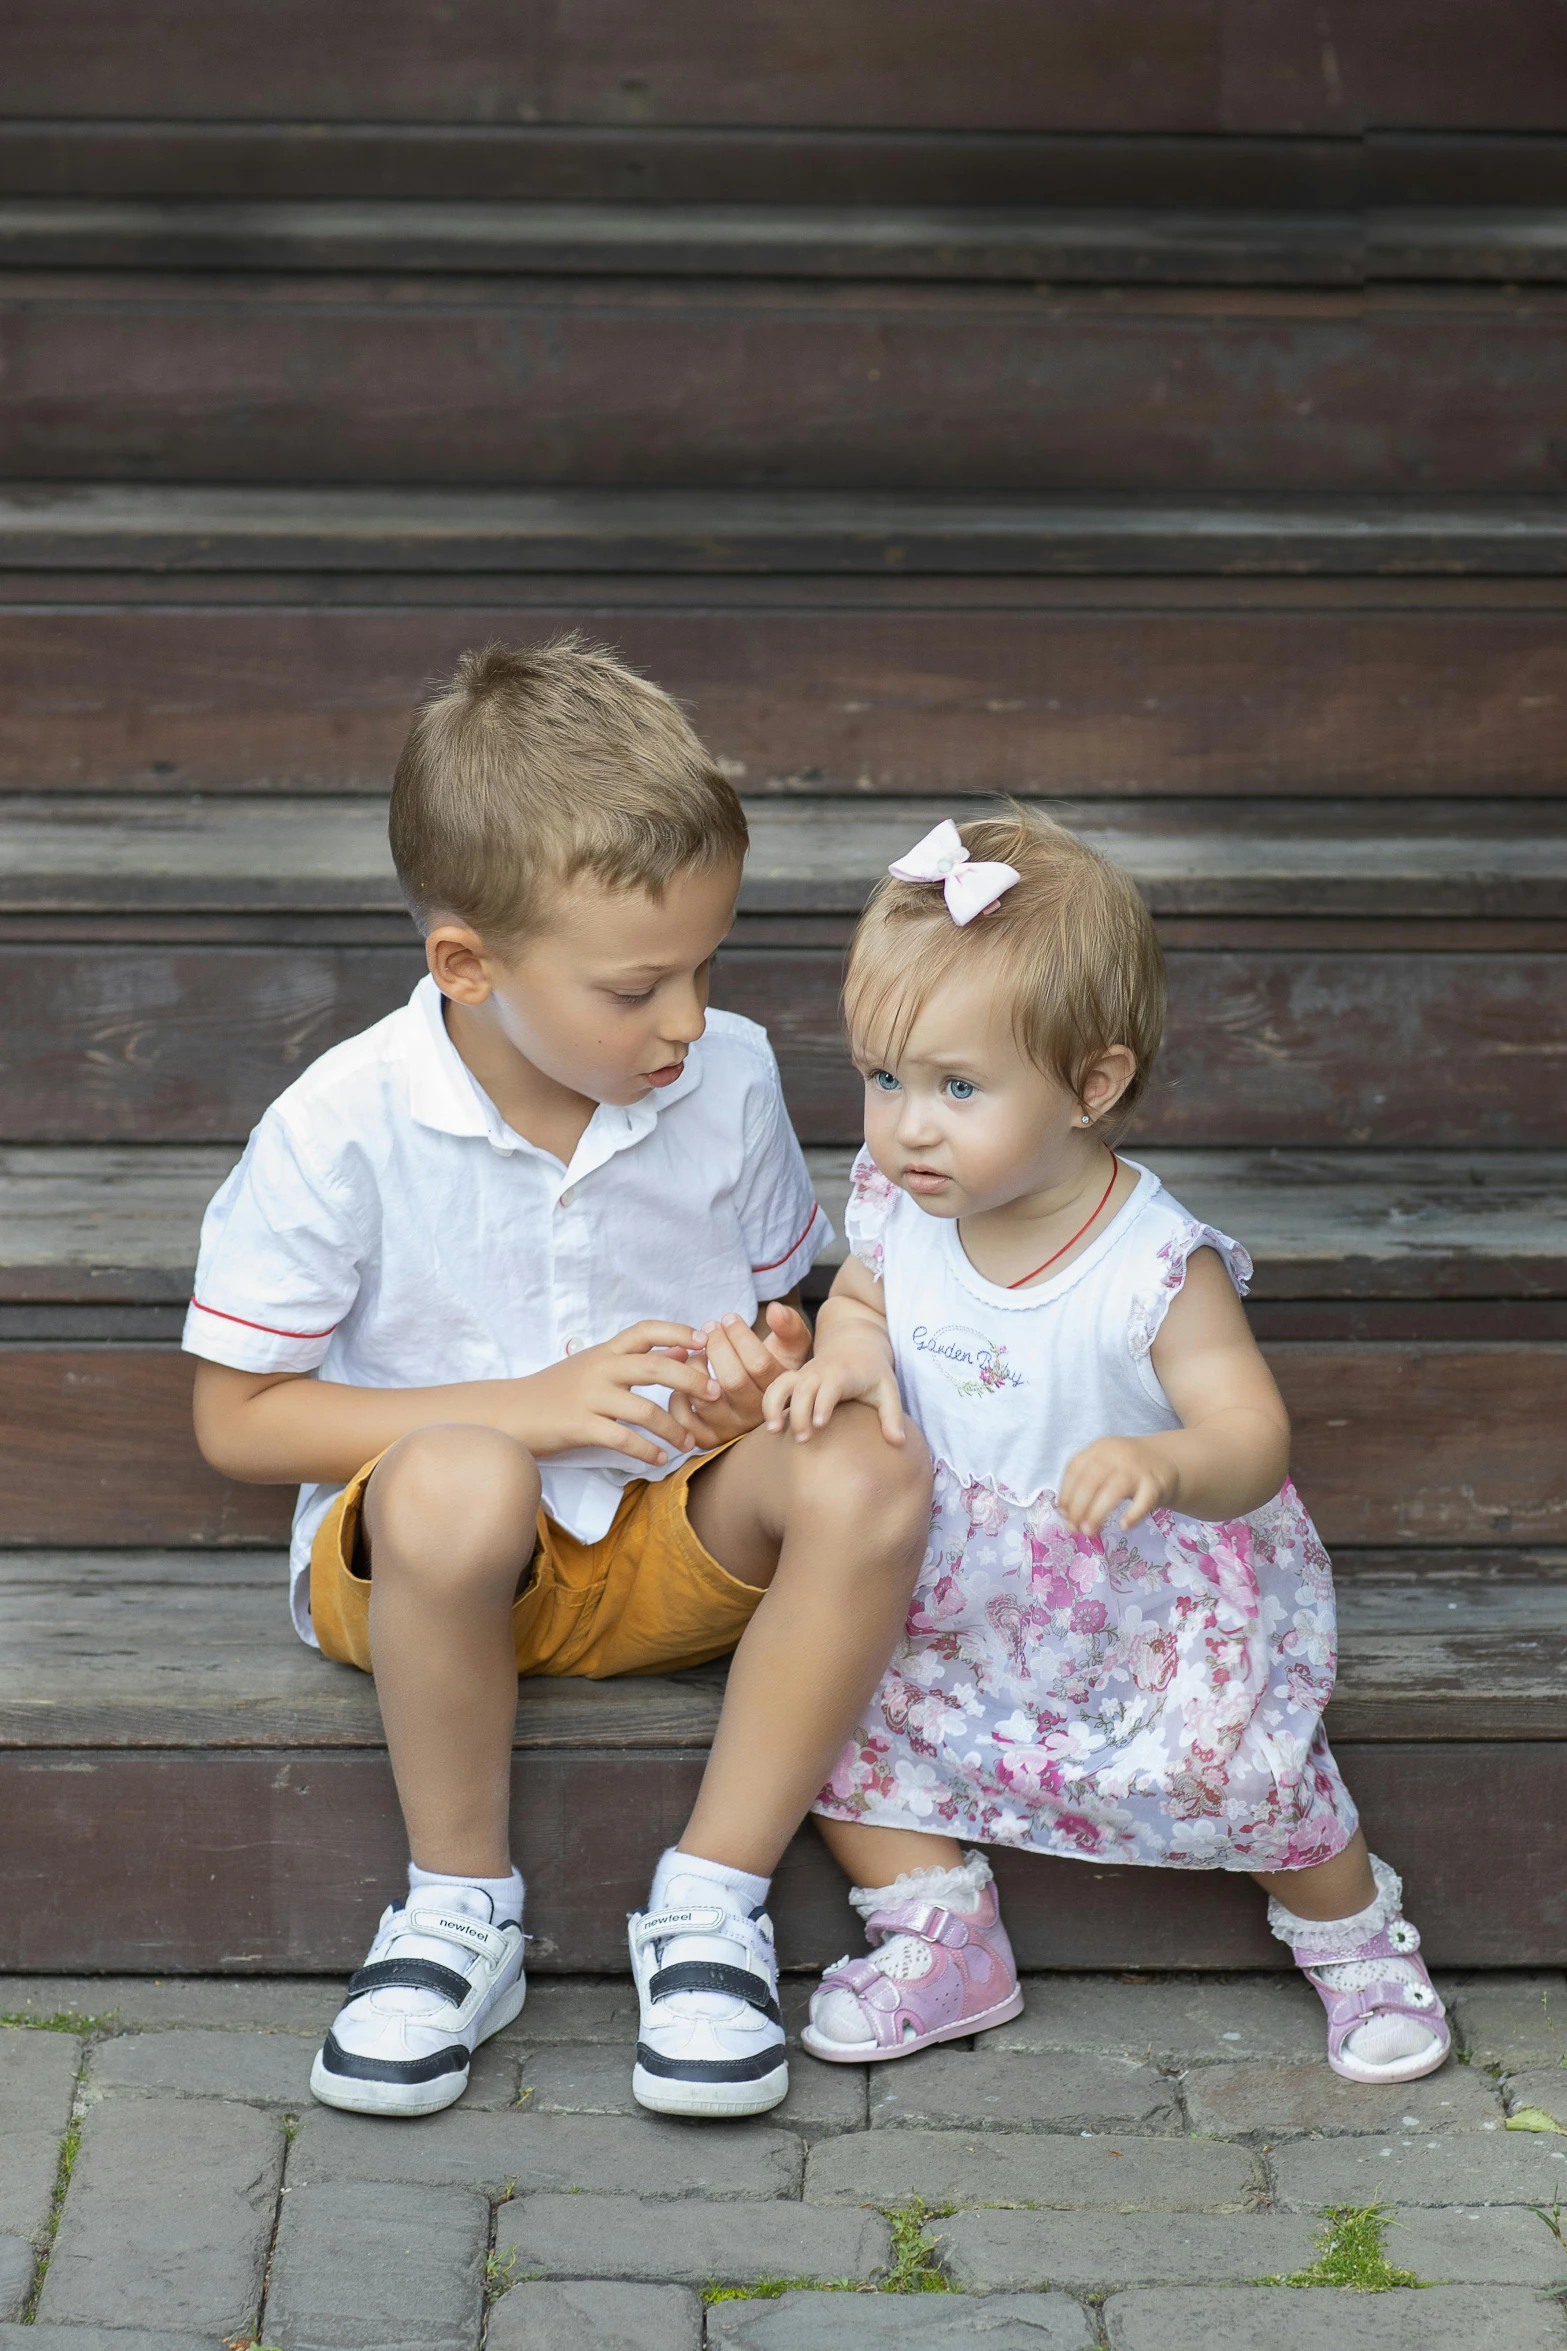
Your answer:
[563,1335,586,1356]
[560,1187,575,1208]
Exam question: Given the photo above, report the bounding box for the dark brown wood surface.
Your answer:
[7,1,1567,133]
[0,945,1563,1146]
[7,595,1567,798]
[1,1551,1558,1750]
[6,281,1567,491]
[0,1738,1558,1971]
[4,1341,1563,1551]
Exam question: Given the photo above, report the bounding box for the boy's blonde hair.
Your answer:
[389,634,748,943]
[845,809,1166,1135]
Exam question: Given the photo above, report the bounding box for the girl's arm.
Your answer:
[762,1254,907,1445]
[1059,1247,1290,1535]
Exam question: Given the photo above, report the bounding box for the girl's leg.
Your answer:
[1251,1826,1375,1919]
[817,1818,962,1885]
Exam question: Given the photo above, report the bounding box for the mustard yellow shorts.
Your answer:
[308,1439,762,1680]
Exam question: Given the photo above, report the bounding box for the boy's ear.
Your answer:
[426,922,496,1005]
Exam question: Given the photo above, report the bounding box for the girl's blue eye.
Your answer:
[945,1078,976,1101]
[870,1070,900,1093]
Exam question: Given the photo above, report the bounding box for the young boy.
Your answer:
[186,638,930,2121]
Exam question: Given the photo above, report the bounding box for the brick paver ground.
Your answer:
[0,1970,1562,2347]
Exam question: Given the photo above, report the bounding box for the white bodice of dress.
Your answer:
[845,1150,1253,1501]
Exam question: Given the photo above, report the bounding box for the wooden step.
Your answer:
[6,485,1566,577]
[6,588,1567,803]
[0,1548,1560,1971]
[0,937,1559,1148]
[8,0,1566,138]
[4,277,1565,491]
[2,794,1562,924]
[10,1144,1564,1315]
[4,200,1566,286]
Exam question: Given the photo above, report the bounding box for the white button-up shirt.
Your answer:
[183,977,830,1645]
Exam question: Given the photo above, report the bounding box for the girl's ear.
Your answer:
[1080,1045,1137,1123]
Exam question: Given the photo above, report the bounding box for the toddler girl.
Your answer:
[765,813,1449,2085]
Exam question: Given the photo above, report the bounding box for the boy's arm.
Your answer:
[1058,1248,1290,1534]
[192,1320,729,1486]
[762,1255,906,1445]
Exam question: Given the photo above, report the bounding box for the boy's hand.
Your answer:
[668,1303,813,1450]
[1058,1435,1178,1536]
[763,1344,905,1448]
[516,1320,723,1469]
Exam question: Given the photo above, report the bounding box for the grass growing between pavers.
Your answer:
[1535,2190,1567,2253]
[20,2117,81,2321]
[701,2196,955,2304]
[0,2008,118,2035]
[1258,2203,1424,2292]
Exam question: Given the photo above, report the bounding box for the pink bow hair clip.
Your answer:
[887,819,1021,927]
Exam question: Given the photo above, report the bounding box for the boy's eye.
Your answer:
[944,1077,976,1101]
[612,989,655,1006]
[869,1069,900,1093]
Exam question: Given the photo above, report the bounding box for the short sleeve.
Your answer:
[1128,1219,1254,1364]
[843,1146,901,1282]
[182,1112,366,1374]
[731,1037,833,1297]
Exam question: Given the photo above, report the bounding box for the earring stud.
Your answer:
[1080,1113,1091,1125]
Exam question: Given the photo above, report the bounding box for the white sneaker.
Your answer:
[310,1884,526,2117]
[628,1897,788,2118]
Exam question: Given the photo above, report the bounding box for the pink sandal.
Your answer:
[1271,1856,1451,2085]
[801,1874,1023,2064]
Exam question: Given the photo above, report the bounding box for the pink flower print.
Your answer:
[959,1477,1010,1538]
[977,1343,1012,1392]
[1186,1522,1260,1620]
[984,1593,1055,1674]
[852,1157,898,1208]
[1069,1597,1108,1635]
[1054,1811,1108,1855]
[1128,1625,1178,1692]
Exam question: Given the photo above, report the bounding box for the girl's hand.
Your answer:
[763,1348,905,1447]
[1059,1435,1178,1535]
[667,1302,813,1450]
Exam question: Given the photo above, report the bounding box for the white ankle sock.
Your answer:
[815,1850,992,2047]
[408,1862,524,1926]
[1268,1854,1439,2067]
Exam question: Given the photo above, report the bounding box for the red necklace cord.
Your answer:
[1005,1150,1120,1289]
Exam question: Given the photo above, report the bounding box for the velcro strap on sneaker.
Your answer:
[401,1906,518,1968]
[630,1904,728,1950]
[647,1960,783,2026]
[345,1957,473,2010]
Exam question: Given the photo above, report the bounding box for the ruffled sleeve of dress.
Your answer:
[1127,1213,1255,1364]
[843,1147,902,1282]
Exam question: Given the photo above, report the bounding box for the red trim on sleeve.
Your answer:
[751,1202,824,1277]
[190,1297,338,1341]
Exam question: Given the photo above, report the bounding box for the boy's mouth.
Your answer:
[643,1060,686,1088]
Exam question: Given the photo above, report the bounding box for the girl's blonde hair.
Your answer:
[845,808,1166,1136]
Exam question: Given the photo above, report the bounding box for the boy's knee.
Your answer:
[365,1424,540,1582]
[792,1408,932,1542]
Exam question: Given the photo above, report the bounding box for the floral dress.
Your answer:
[813,1152,1357,1871]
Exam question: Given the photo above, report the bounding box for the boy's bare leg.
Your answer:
[679,1404,932,1875]
[361,1423,540,1878]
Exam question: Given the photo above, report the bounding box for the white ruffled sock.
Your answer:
[814,1850,992,2047]
[1268,1854,1440,2069]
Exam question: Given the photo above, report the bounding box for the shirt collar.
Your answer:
[403,973,705,1176]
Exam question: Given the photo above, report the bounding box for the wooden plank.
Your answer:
[0,944,1563,1146]
[4,794,1563,922]
[4,487,1567,578]
[0,199,1376,285]
[9,1144,1567,1310]
[8,1,1567,135]
[0,1739,1559,1971]
[1,1549,1557,1751]
[6,283,1567,492]
[8,597,1567,799]
[9,199,1567,287]
[4,1340,1565,1550]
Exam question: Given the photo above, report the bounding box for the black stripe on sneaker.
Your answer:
[318,2030,470,2085]
[634,2042,785,2083]
[647,1962,783,2025]
[345,1958,472,2008]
